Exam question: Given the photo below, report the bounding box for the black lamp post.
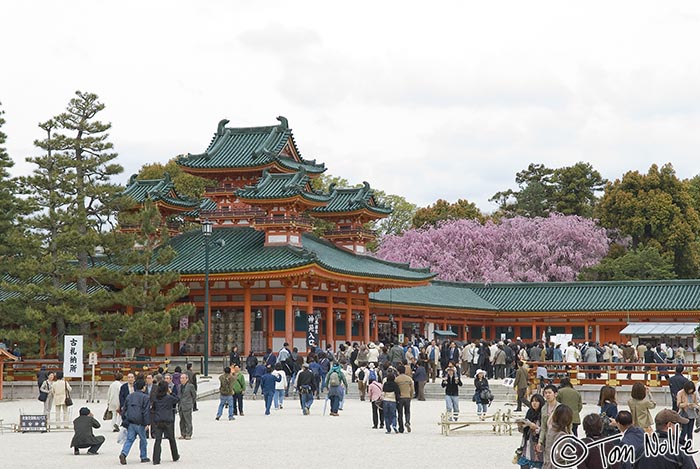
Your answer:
[202,219,224,378]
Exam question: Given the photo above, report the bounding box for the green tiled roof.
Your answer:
[122,174,200,209]
[177,117,325,174]
[180,198,218,219]
[148,227,434,282]
[369,280,700,313]
[236,170,330,204]
[311,182,392,216]
[0,274,108,302]
[369,281,498,311]
[468,280,700,312]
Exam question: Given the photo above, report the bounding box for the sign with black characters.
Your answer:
[63,335,84,378]
[19,414,48,433]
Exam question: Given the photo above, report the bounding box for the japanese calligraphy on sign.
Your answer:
[63,335,84,378]
[19,414,48,433]
[307,313,319,348]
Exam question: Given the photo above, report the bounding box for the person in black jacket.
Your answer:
[229,345,241,368]
[442,365,462,421]
[296,362,316,415]
[119,379,152,465]
[151,381,180,465]
[245,352,258,386]
[473,369,491,420]
[669,365,690,412]
[71,407,105,455]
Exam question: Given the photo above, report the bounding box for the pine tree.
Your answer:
[11,92,123,354]
[105,199,200,352]
[0,102,36,347]
[0,103,19,253]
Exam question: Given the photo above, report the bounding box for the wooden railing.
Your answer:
[524,361,700,388]
[324,227,377,238]
[253,216,314,227]
[200,208,266,218]
[2,357,206,383]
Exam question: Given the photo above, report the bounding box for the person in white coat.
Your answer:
[425,340,441,382]
[564,342,581,370]
[40,372,55,418]
[272,363,288,409]
[367,342,380,365]
[50,371,72,428]
[107,372,124,432]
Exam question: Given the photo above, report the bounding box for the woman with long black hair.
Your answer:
[151,381,180,464]
[517,394,545,469]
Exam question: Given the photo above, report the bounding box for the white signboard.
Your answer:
[88,351,98,365]
[63,335,84,378]
[552,334,573,348]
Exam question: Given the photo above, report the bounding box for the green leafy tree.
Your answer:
[412,198,483,228]
[491,162,606,218]
[138,159,214,199]
[373,191,417,237]
[104,199,200,352]
[686,175,700,209]
[579,246,676,280]
[491,163,555,217]
[595,163,700,278]
[551,162,607,217]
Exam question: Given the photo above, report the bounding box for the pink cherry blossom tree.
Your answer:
[376,214,610,283]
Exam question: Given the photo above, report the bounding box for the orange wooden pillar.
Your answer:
[345,294,352,342]
[326,309,334,349]
[243,282,252,355]
[267,307,274,350]
[363,303,370,345]
[284,284,293,346]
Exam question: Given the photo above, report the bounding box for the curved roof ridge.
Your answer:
[302,232,434,275]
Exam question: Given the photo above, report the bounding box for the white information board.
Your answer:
[63,335,84,378]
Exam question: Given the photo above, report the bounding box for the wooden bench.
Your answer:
[438,409,513,436]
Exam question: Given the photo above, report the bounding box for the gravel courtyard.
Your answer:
[2,390,699,468]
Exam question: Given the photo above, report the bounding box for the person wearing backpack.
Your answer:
[319,353,331,391]
[355,363,369,401]
[308,358,322,398]
[368,375,384,429]
[245,352,258,387]
[326,362,347,416]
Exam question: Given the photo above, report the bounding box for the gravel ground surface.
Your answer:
[2,387,699,468]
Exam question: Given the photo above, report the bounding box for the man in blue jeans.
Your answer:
[296,362,316,415]
[260,365,282,415]
[216,367,235,421]
[120,378,152,464]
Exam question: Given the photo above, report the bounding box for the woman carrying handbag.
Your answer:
[39,371,55,418]
[50,371,72,428]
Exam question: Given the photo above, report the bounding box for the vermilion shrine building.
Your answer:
[120,117,700,357]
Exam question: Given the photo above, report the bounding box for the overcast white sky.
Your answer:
[2,1,700,212]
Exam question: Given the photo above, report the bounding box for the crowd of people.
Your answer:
[31,336,700,467]
[514,366,699,469]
